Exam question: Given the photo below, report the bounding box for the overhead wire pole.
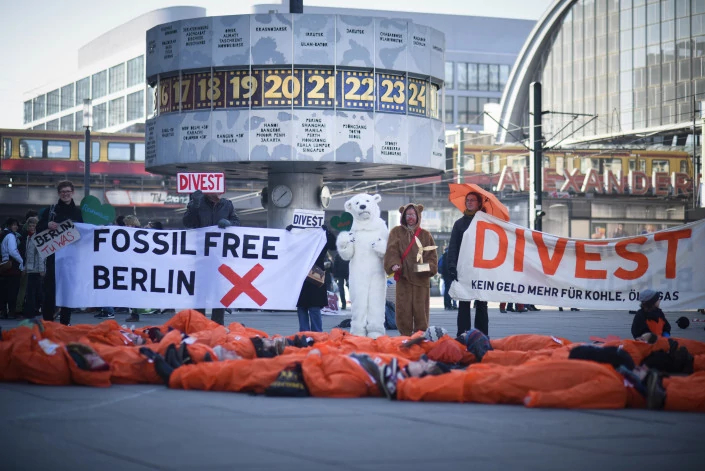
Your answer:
[529,82,544,232]
[457,127,464,183]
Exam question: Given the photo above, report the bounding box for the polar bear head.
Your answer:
[344,193,382,222]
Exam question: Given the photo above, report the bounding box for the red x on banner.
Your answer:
[218,263,268,307]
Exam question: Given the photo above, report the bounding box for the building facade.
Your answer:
[500,0,703,152]
[491,0,704,238]
[22,7,206,134]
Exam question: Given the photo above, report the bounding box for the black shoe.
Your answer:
[507,306,515,312]
[645,371,666,410]
[139,347,174,384]
[500,309,507,313]
[559,307,564,311]
[351,353,384,387]
[570,308,580,311]
[379,358,400,399]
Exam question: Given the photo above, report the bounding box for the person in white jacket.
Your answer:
[1,218,24,318]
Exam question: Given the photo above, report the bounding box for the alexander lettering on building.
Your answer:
[496,166,691,196]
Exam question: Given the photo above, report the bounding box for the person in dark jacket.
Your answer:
[36,180,83,325]
[183,190,240,229]
[631,289,672,339]
[182,190,240,325]
[1,218,24,319]
[446,191,489,337]
[332,252,350,310]
[290,225,336,332]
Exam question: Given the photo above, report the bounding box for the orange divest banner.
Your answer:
[449,212,705,310]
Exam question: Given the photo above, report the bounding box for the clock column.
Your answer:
[266,172,324,228]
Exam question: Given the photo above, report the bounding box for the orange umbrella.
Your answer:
[448,183,510,222]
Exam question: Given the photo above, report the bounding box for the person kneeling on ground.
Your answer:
[631,289,671,339]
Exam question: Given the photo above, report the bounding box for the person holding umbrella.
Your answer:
[446,184,508,337]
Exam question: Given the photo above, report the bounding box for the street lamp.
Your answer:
[83,98,93,198]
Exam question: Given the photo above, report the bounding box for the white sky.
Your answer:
[0,0,553,128]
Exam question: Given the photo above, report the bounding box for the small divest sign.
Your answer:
[449,212,705,310]
[292,209,325,228]
[32,220,81,260]
[177,173,225,193]
[56,224,326,310]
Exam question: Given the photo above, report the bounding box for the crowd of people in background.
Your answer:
[2,180,702,337]
[0,180,179,325]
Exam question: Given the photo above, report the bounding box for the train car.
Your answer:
[0,128,150,177]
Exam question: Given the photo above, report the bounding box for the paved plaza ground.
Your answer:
[1,299,704,471]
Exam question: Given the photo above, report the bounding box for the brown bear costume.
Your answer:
[383,204,438,336]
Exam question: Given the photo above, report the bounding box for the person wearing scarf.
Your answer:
[446,192,489,337]
[383,204,438,336]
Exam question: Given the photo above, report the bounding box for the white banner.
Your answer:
[56,224,326,310]
[449,212,705,310]
[32,221,81,260]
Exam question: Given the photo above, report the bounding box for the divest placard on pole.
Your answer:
[292,209,325,228]
[177,173,225,193]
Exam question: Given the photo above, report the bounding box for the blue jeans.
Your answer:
[297,307,322,332]
[443,276,456,309]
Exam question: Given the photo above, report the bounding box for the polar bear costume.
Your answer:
[336,194,388,338]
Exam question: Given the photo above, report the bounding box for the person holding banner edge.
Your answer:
[287,224,337,333]
[446,192,489,337]
[37,181,83,326]
[183,189,240,325]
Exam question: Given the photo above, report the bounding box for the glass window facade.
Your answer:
[109,64,126,94]
[126,90,144,121]
[445,61,454,89]
[127,56,144,88]
[444,95,454,123]
[60,115,73,131]
[93,102,107,130]
[76,77,90,105]
[60,84,74,111]
[33,96,45,120]
[47,89,60,116]
[540,0,704,140]
[92,70,107,99]
[24,101,32,124]
[109,97,125,127]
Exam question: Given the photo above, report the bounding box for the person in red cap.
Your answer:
[631,289,671,339]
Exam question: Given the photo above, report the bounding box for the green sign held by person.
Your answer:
[80,195,116,226]
[330,212,353,232]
